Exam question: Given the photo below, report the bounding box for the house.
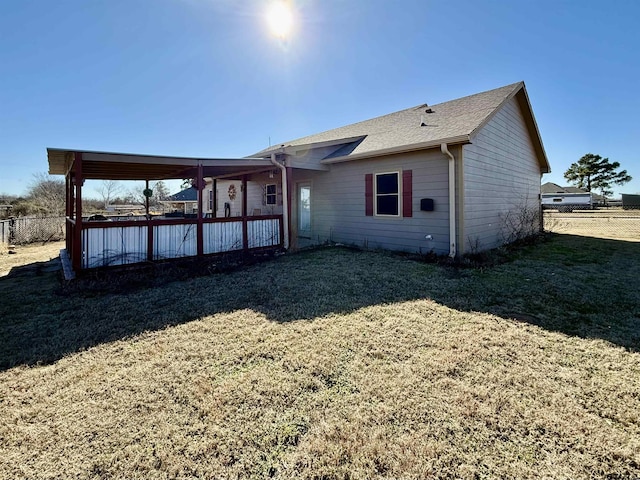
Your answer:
[251,80,550,255]
[48,81,549,274]
[541,182,605,210]
[162,186,199,215]
[541,182,594,211]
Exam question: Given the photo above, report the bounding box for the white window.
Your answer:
[265,184,277,205]
[375,172,400,216]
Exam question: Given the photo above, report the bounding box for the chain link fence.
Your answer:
[0,216,65,245]
[543,209,640,240]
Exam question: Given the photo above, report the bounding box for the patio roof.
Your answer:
[47,148,275,181]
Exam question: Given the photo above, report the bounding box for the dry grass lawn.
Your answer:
[544,209,640,241]
[0,235,639,479]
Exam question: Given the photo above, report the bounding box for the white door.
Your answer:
[298,184,311,238]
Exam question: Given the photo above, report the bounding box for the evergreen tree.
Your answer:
[564,153,631,199]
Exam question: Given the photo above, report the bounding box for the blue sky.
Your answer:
[1,0,639,198]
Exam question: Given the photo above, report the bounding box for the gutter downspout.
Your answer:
[271,153,289,250]
[441,143,457,258]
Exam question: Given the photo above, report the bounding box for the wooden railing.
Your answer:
[68,215,283,270]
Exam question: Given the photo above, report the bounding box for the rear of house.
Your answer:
[48,81,550,275]
[257,81,549,256]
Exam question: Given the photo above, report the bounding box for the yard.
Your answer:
[0,234,639,479]
[544,209,640,241]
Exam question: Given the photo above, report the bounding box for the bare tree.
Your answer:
[153,181,170,203]
[125,187,147,208]
[26,173,66,216]
[98,180,122,209]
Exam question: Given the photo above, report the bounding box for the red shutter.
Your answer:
[402,170,412,217]
[365,174,373,216]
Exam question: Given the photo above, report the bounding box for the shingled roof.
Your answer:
[167,186,197,202]
[254,82,549,172]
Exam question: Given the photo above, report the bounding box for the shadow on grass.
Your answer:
[1,234,638,370]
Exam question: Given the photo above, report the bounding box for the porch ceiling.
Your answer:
[47,148,275,181]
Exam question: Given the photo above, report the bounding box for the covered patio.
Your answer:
[47,149,292,274]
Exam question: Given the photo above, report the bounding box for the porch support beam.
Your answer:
[69,173,75,269]
[65,175,71,253]
[72,152,83,271]
[207,167,273,181]
[242,174,248,252]
[286,165,293,249]
[212,179,217,218]
[146,179,154,261]
[196,163,204,257]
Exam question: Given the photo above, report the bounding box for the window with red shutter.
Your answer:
[365,174,373,216]
[366,170,412,217]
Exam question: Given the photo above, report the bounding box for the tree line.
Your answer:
[0,174,173,219]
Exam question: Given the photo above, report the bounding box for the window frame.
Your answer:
[374,171,401,217]
[265,183,277,206]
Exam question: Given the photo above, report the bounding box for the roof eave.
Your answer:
[319,135,471,165]
[47,148,274,180]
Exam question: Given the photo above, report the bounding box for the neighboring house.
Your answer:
[48,81,550,273]
[541,182,594,211]
[253,81,550,255]
[162,186,199,215]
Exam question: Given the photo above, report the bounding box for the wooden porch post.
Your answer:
[145,180,153,261]
[65,175,71,253]
[69,174,75,265]
[196,163,204,257]
[242,174,248,252]
[145,180,150,218]
[286,165,293,248]
[212,179,217,218]
[72,152,83,271]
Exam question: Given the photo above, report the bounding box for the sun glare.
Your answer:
[266,1,294,39]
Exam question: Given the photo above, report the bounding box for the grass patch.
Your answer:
[0,235,639,478]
